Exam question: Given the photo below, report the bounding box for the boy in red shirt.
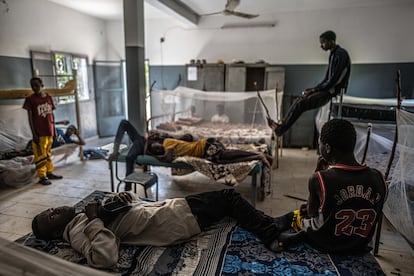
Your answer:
[23,77,63,185]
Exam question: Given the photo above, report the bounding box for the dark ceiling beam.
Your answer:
[157,0,199,25]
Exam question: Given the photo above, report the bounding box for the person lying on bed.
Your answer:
[52,122,85,148]
[31,189,282,269]
[107,119,194,191]
[270,118,387,254]
[25,121,85,150]
[145,136,272,168]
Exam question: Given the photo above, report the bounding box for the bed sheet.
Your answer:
[156,121,273,145]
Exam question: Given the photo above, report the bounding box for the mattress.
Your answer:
[331,95,414,121]
[156,121,272,145]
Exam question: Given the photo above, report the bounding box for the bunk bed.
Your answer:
[315,93,414,173]
[316,72,414,252]
[0,79,82,188]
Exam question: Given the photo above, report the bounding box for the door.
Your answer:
[225,65,246,92]
[94,60,126,136]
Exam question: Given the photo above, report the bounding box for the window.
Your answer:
[30,50,90,104]
[54,52,90,103]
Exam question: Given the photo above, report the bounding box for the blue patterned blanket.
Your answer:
[18,191,384,276]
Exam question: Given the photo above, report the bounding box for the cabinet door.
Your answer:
[186,65,204,90]
[265,66,285,91]
[204,64,225,91]
[225,65,246,91]
[186,64,225,91]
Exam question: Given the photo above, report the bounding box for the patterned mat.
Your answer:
[18,191,384,276]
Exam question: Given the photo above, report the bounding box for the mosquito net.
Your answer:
[383,109,414,244]
[0,104,32,153]
[316,98,414,244]
[0,104,80,188]
[0,237,112,276]
[149,86,282,145]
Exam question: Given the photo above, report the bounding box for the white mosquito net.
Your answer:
[316,98,414,244]
[0,104,80,188]
[149,86,282,145]
[383,109,414,244]
[0,237,111,276]
[0,104,32,153]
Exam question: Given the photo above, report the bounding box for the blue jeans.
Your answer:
[114,120,145,190]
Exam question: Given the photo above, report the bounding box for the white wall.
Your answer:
[1,1,413,65]
[139,3,414,65]
[0,0,107,61]
[104,20,125,61]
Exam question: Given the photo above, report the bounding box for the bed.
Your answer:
[316,72,414,250]
[123,86,283,202]
[315,93,414,172]
[0,78,83,188]
[109,145,269,206]
[0,79,81,153]
[148,86,282,146]
[17,190,385,275]
[330,94,414,121]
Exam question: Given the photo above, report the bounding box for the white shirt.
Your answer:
[211,114,230,123]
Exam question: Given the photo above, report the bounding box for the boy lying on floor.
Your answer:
[31,119,387,269]
[32,189,281,269]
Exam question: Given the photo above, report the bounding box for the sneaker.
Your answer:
[38,177,52,185]
[47,173,63,180]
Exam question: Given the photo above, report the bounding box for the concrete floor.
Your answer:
[0,143,413,275]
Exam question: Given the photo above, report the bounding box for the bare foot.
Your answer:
[260,153,271,168]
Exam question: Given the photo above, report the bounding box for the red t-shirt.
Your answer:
[23,93,56,137]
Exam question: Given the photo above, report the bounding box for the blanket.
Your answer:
[174,156,259,186]
[0,156,36,188]
[18,191,384,276]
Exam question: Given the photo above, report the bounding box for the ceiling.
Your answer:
[48,0,410,21]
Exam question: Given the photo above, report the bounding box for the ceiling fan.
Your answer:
[201,0,259,19]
